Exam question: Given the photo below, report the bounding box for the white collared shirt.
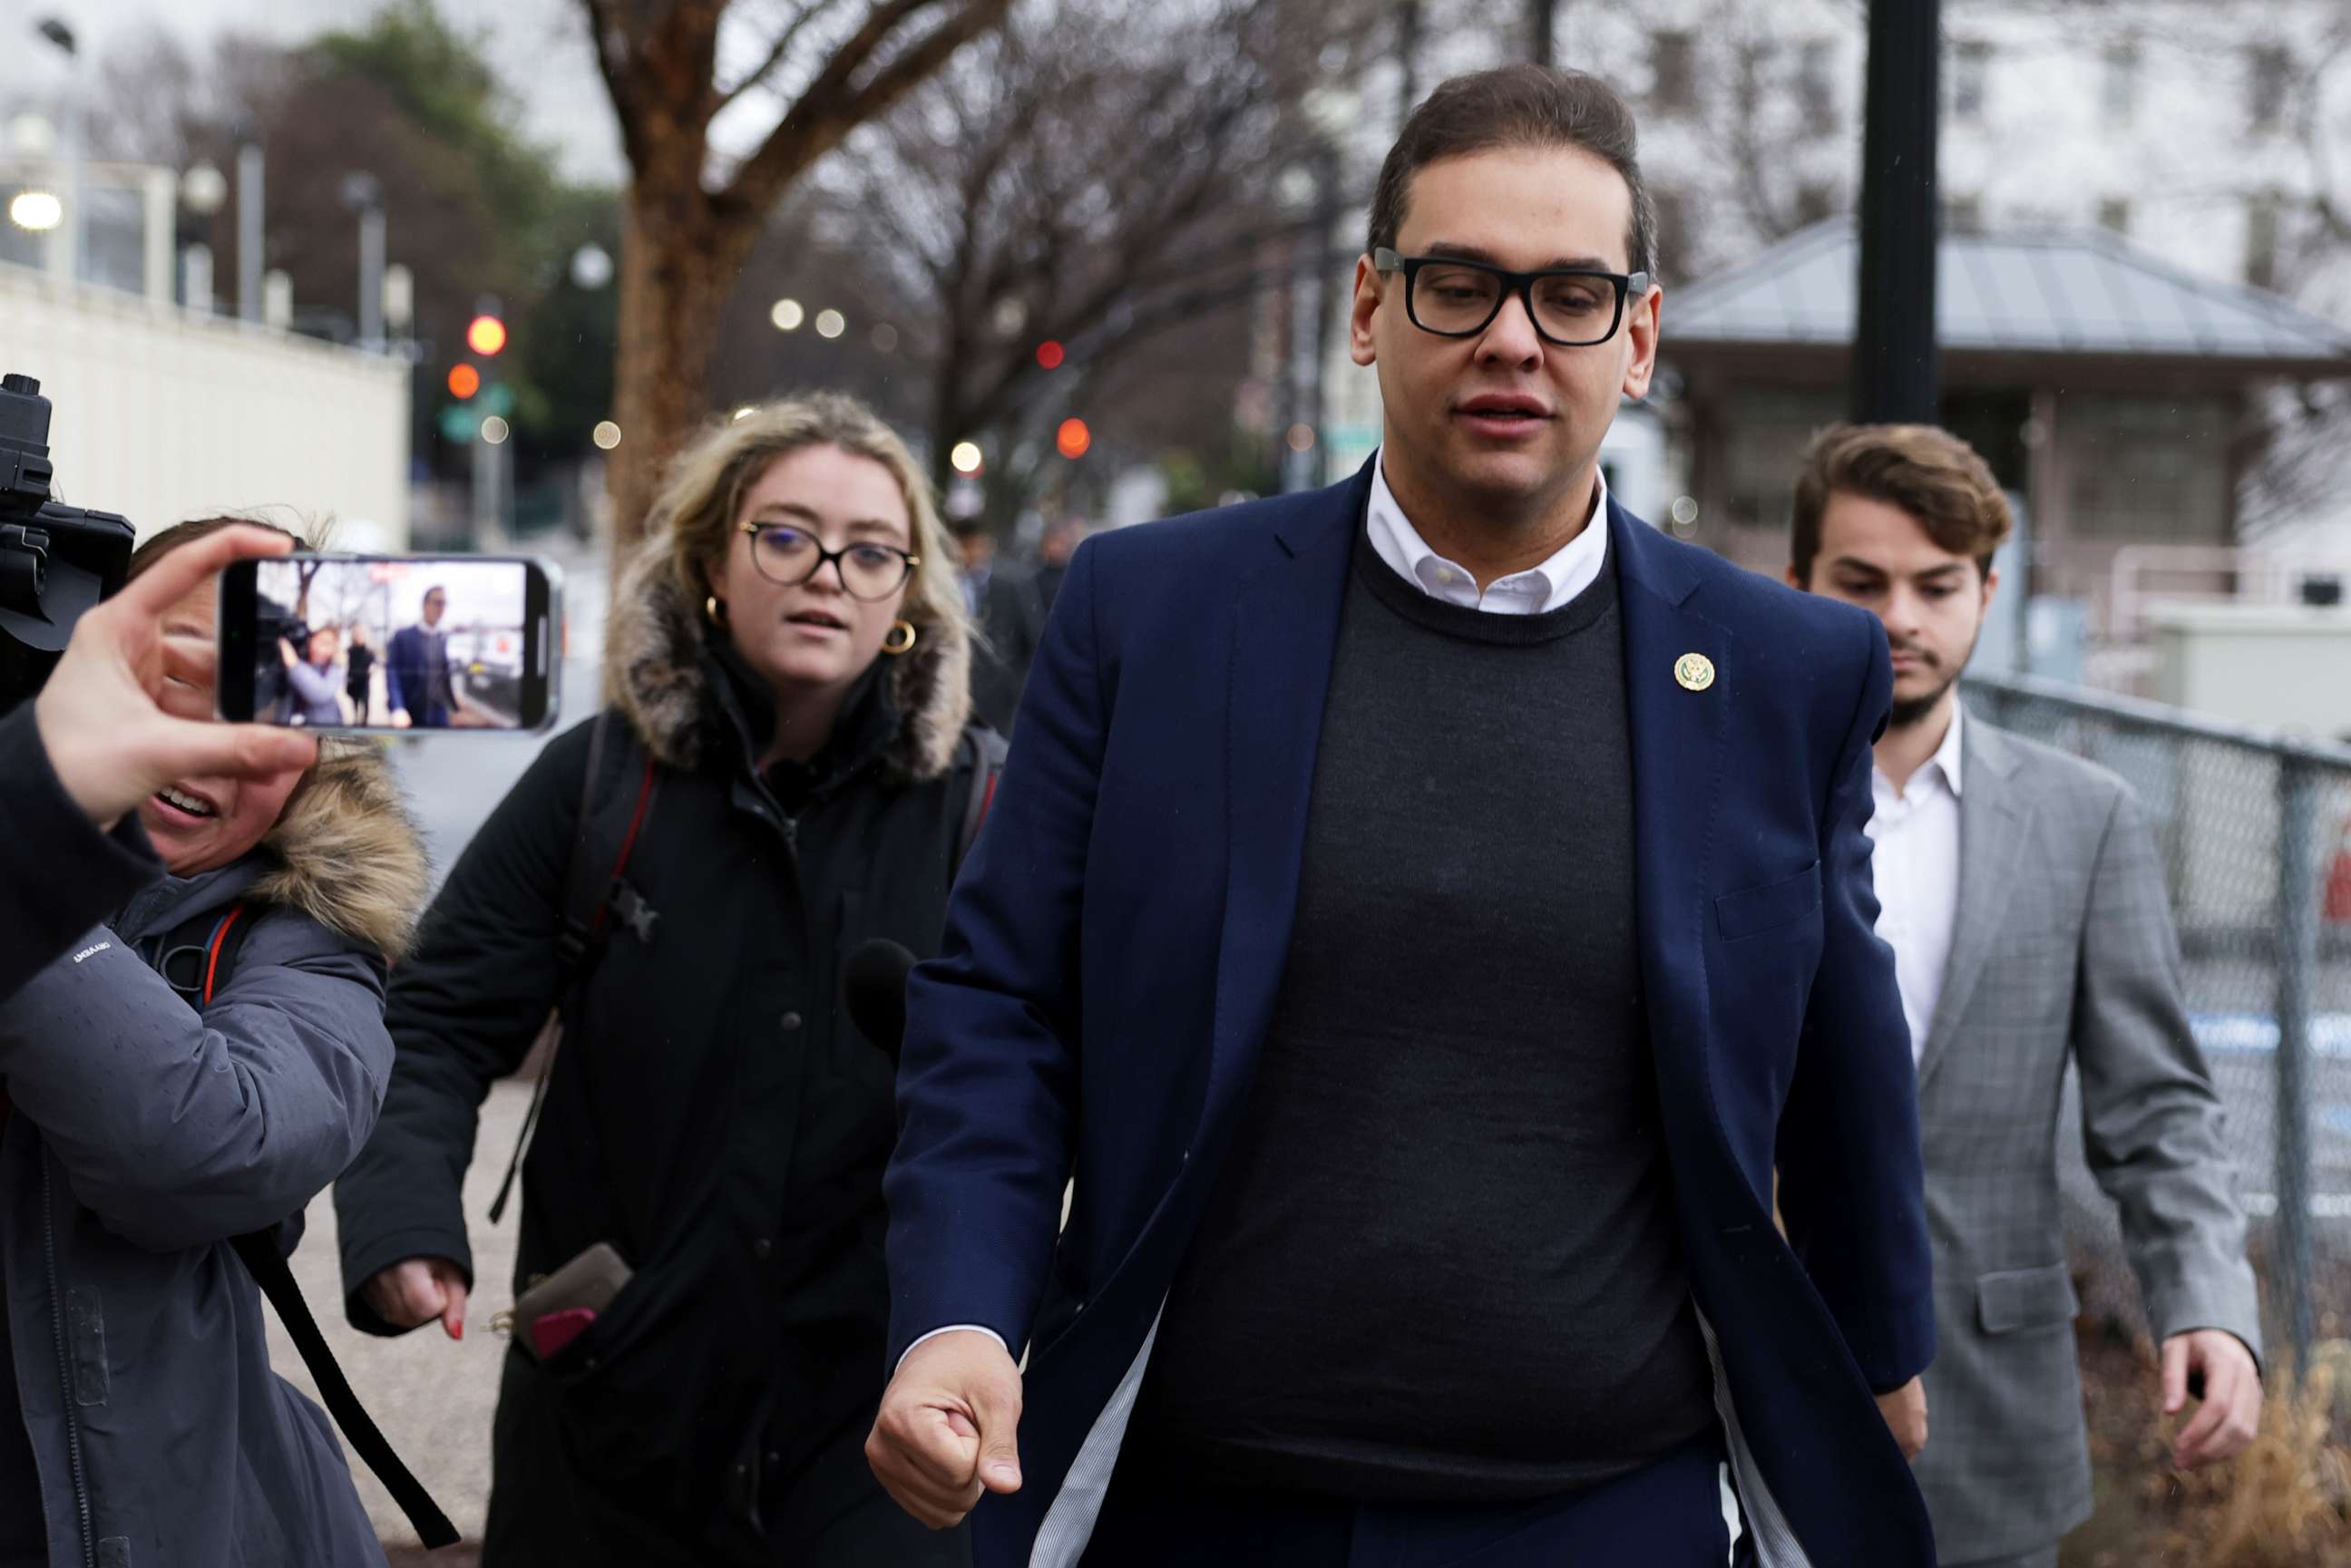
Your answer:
[1866,703,1966,1063]
[1366,451,1609,614]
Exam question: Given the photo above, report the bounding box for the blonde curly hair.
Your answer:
[646,393,970,657]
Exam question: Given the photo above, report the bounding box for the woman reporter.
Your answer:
[0,516,426,1567]
[334,394,1000,1566]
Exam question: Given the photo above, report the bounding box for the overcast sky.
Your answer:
[3,0,626,181]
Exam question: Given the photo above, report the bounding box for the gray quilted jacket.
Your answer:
[0,742,424,1568]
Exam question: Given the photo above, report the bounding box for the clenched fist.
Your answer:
[362,1255,469,1341]
[866,1329,1025,1529]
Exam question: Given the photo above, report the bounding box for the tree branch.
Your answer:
[726,0,1010,217]
[717,0,850,111]
[579,0,639,152]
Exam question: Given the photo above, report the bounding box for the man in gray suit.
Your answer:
[1788,424,2265,1568]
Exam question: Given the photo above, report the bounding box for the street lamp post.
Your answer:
[238,141,266,325]
[1852,0,1942,423]
[178,161,227,315]
[1395,1,1420,129]
[1283,87,1359,494]
[341,172,385,352]
[34,17,83,287]
[383,263,415,351]
[1303,139,1342,491]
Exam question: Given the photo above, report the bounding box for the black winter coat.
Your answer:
[334,533,993,1563]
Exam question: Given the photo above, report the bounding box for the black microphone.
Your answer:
[844,939,919,1065]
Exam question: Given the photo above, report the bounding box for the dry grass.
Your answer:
[2073,1329,2351,1568]
[2160,1342,2351,1568]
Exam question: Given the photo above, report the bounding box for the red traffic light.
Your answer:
[466,315,508,356]
[446,364,482,399]
[1036,339,1065,370]
[1056,418,1091,460]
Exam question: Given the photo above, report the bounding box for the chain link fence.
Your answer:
[1962,671,2351,1378]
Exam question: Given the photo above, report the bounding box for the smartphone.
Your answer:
[216,553,560,733]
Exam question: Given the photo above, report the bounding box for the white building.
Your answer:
[0,264,412,550]
[1,141,411,548]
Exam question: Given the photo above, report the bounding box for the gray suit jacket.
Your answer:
[1910,714,2262,1563]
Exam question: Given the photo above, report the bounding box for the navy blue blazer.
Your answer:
[885,463,1936,1568]
[384,624,444,718]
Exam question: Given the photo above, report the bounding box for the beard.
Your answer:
[1887,621,1985,730]
[1888,667,1961,730]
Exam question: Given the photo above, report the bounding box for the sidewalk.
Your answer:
[271,1078,535,1553]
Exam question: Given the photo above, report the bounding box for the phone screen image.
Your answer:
[239,557,551,731]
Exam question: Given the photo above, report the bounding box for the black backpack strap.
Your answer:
[170,906,456,1546]
[153,902,259,1008]
[955,727,1009,875]
[230,1230,459,1547]
[489,711,659,1224]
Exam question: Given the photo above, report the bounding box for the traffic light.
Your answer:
[1036,339,1065,370]
[443,295,509,452]
[1056,418,1091,460]
[466,314,508,356]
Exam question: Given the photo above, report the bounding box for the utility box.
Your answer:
[2149,601,2351,745]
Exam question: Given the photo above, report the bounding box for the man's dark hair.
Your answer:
[1368,64,1659,279]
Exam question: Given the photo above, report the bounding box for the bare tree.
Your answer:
[829,0,1339,500]
[580,0,1015,551]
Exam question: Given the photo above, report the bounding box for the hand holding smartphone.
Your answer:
[215,554,560,733]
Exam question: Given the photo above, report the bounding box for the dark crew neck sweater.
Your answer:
[1133,525,1717,1503]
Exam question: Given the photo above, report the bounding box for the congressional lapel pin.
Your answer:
[1673,652,1715,693]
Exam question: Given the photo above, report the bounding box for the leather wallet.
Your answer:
[503,1242,632,1363]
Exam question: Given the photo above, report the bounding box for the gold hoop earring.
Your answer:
[704,596,727,627]
[881,618,918,657]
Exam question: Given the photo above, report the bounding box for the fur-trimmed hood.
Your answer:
[252,739,429,963]
[603,528,973,782]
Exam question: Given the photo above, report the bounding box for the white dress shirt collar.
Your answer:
[1894,701,1966,803]
[1364,450,1609,616]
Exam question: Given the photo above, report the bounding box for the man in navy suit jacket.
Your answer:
[872,65,1935,1568]
[385,584,454,729]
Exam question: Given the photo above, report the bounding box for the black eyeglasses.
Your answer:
[738,522,920,601]
[1372,248,1651,347]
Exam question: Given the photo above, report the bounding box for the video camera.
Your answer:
[0,373,134,712]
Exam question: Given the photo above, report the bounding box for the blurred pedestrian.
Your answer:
[281,623,353,726]
[0,515,425,1568]
[3,523,317,999]
[346,621,376,722]
[1788,424,2263,1568]
[386,584,457,728]
[950,516,1044,735]
[870,64,1934,1568]
[334,394,999,1568]
[1032,514,1088,613]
